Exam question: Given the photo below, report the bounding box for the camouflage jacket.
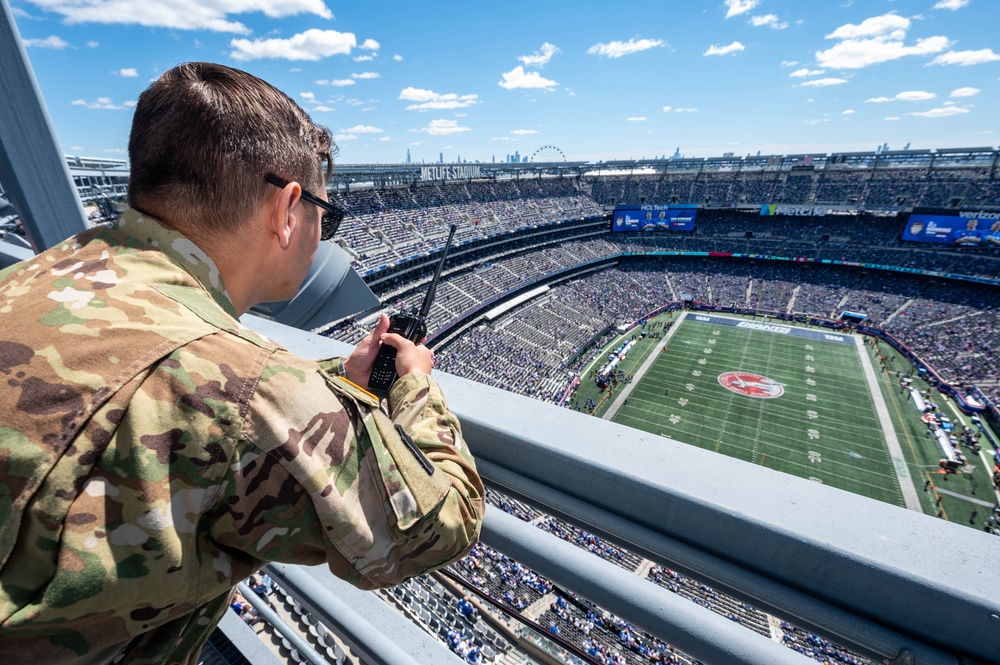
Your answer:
[0,210,484,664]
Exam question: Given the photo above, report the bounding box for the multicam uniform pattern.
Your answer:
[0,210,485,664]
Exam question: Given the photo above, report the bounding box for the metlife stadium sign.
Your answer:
[759,204,831,217]
[420,165,481,181]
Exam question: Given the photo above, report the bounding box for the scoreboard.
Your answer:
[611,204,697,233]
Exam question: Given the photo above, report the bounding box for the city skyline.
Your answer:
[8,0,1000,165]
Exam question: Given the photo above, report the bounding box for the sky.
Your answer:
[8,0,1000,165]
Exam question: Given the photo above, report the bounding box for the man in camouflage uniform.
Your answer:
[0,62,484,664]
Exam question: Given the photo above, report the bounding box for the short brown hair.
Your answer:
[128,62,334,234]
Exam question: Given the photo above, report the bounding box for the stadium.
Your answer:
[2,4,1000,664]
[9,148,999,665]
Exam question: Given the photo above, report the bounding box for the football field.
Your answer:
[609,313,914,507]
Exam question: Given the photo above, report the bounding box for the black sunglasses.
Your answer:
[265,173,344,241]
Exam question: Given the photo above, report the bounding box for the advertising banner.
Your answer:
[903,211,1000,246]
[611,204,697,232]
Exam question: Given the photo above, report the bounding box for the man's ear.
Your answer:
[268,180,302,249]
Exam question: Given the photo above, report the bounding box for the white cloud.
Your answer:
[300,91,316,102]
[705,41,745,57]
[511,129,538,135]
[818,36,949,69]
[750,14,788,30]
[116,67,138,77]
[317,79,355,87]
[929,49,1000,66]
[908,106,970,118]
[351,72,380,79]
[498,66,558,90]
[31,0,332,34]
[933,0,971,9]
[415,119,470,136]
[789,68,825,78]
[816,13,950,69]
[724,0,760,18]
[587,38,664,59]
[377,136,393,141]
[780,60,799,67]
[627,117,647,122]
[398,87,478,111]
[230,29,366,61]
[826,13,910,41]
[72,97,136,110]
[519,42,559,67]
[354,55,374,62]
[311,105,333,113]
[11,6,32,18]
[359,39,379,50]
[885,116,901,121]
[24,36,69,49]
[950,87,980,97]
[87,40,99,48]
[341,125,383,134]
[800,77,849,87]
[393,54,403,61]
[662,106,672,112]
[336,134,358,141]
[102,148,127,154]
[674,108,698,112]
[843,109,855,115]
[864,90,936,102]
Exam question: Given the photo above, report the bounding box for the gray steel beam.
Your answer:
[476,458,956,665]
[0,0,88,252]
[483,509,816,665]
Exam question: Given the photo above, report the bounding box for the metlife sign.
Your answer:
[420,165,481,181]
[759,204,832,217]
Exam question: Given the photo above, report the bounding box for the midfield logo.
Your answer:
[718,371,784,399]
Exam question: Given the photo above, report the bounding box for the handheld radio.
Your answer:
[367,224,457,396]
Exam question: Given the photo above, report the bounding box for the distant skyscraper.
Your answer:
[406,148,411,164]
[439,152,443,164]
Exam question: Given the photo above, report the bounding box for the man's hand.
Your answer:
[381,331,434,380]
[343,313,434,389]
[344,313,391,388]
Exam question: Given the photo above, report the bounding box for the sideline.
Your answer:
[942,398,1000,507]
[857,337,922,512]
[603,312,689,421]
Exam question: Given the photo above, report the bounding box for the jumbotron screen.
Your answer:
[902,209,1000,247]
[611,205,697,232]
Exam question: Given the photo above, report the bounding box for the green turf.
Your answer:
[609,314,908,507]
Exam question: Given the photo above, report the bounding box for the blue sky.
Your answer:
[10,0,1000,165]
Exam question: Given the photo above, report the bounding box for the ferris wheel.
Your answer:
[531,145,566,162]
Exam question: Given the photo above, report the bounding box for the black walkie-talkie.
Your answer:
[368,224,458,396]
